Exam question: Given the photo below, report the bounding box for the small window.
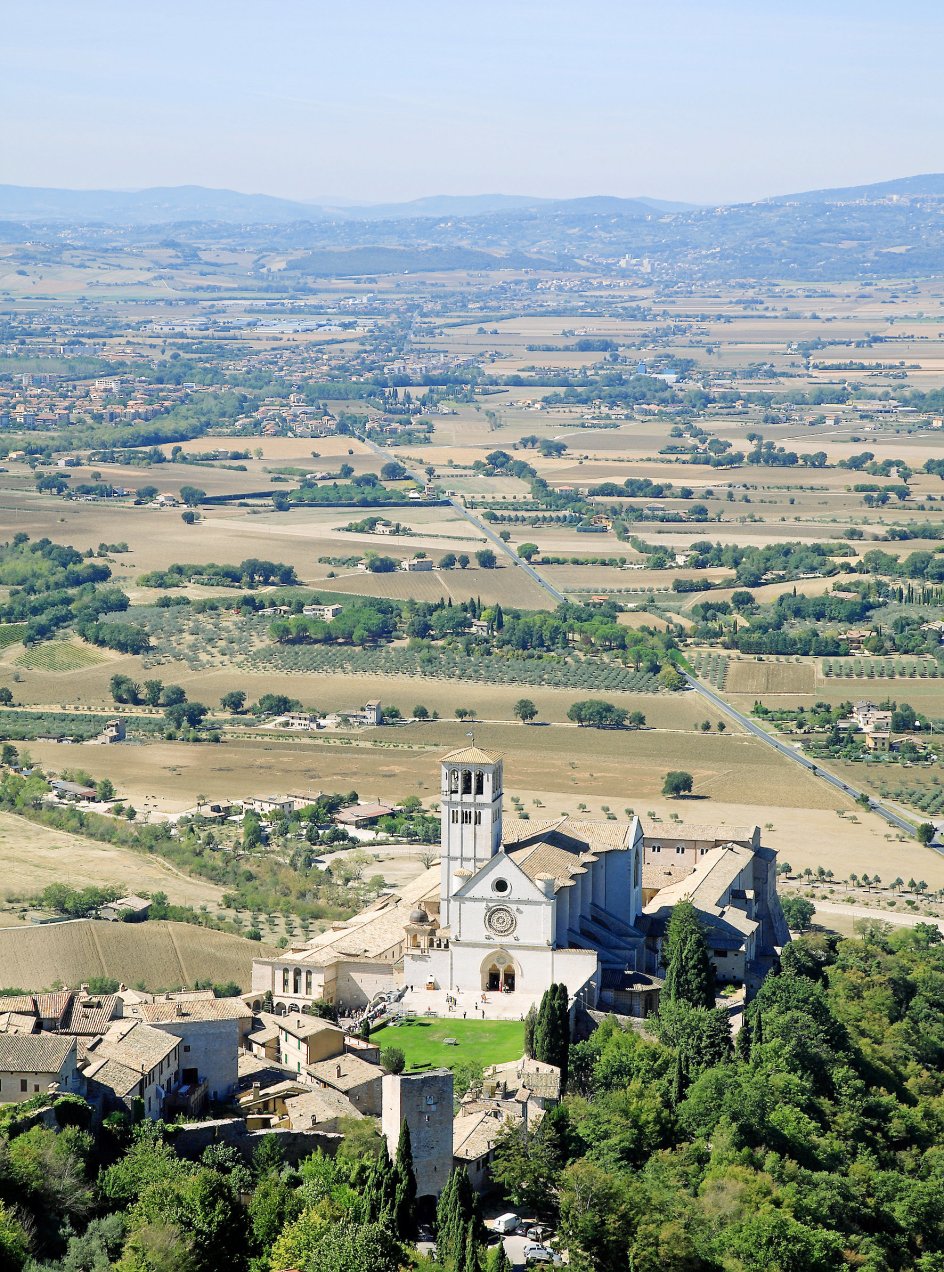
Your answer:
[19,1079,26,1093]
[474,811,482,825]
[492,878,510,895]
[184,1045,191,1053]
[713,950,727,958]
[675,846,685,855]
[451,809,458,824]
[651,844,661,853]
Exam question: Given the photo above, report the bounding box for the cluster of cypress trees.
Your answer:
[436,1166,487,1271]
[362,1118,417,1242]
[525,983,571,1077]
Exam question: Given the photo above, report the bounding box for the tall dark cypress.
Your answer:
[392,1117,418,1242]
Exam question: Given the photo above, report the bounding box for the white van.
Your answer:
[493,1213,520,1235]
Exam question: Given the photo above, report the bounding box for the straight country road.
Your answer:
[360,438,566,604]
[681,671,923,840]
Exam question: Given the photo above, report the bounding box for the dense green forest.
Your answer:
[493,920,944,1272]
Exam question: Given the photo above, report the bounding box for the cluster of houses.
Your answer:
[844,699,895,752]
[0,373,198,432]
[0,986,250,1119]
[0,978,562,1196]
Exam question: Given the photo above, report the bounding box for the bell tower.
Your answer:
[439,744,503,928]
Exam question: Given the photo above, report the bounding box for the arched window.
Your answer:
[475,771,484,796]
[449,769,459,793]
[305,970,313,995]
[462,770,473,795]
[293,968,301,994]
[281,968,289,993]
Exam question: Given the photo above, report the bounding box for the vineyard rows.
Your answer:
[243,643,664,692]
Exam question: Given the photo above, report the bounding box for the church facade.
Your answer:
[401,745,645,1011]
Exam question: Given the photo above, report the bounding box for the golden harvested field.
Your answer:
[0,810,226,909]
[0,919,274,992]
[22,715,836,819]
[322,564,555,609]
[725,659,817,695]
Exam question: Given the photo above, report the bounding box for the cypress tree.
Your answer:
[554,982,571,1080]
[392,1117,418,1241]
[532,987,552,1064]
[523,1003,537,1058]
[364,1143,396,1225]
[663,901,715,1008]
[436,1169,458,1261]
[533,984,570,1073]
[735,1012,752,1062]
[462,1219,480,1272]
[752,1008,764,1056]
[671,1048,687,1107]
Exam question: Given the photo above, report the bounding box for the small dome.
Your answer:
[409,907,431,925]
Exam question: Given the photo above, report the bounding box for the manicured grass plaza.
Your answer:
[371,1017,525,1072]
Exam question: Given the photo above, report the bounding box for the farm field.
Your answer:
[22,715,839,818]
[318,564,554,609]
[0,918,274,993]
[371,1017,525,1073]
[0,809,227,912]
[724,658,817,695]
[0,262,943,964]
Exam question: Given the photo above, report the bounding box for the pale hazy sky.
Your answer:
[3,1,942,204]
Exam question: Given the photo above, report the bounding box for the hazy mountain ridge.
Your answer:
[3,175,944,281]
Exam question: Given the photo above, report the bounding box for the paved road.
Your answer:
[361,438,566,605]
[682,671,922,840]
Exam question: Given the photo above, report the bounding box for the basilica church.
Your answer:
[400,744,645,1011]
[251,743,786,1018]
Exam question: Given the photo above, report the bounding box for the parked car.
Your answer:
[493,1213,520,1235]
[527,1227,551,1242]
[523,1244,561,1264]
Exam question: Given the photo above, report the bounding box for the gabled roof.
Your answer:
[126,996,251,1025]
[453,1106,521,1161]
[0,1032,75,1074]
[501,814,635,891]
[86,1019,179,1073]
[308,1053,380,1091]
[284,1086,362,1127]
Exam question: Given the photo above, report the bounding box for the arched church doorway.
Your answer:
[482,951,517,992]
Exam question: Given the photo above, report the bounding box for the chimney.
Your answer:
[79,983,89,999]
[336,1064,342,1079]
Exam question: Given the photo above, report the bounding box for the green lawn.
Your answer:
[372,1017,525,1073]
